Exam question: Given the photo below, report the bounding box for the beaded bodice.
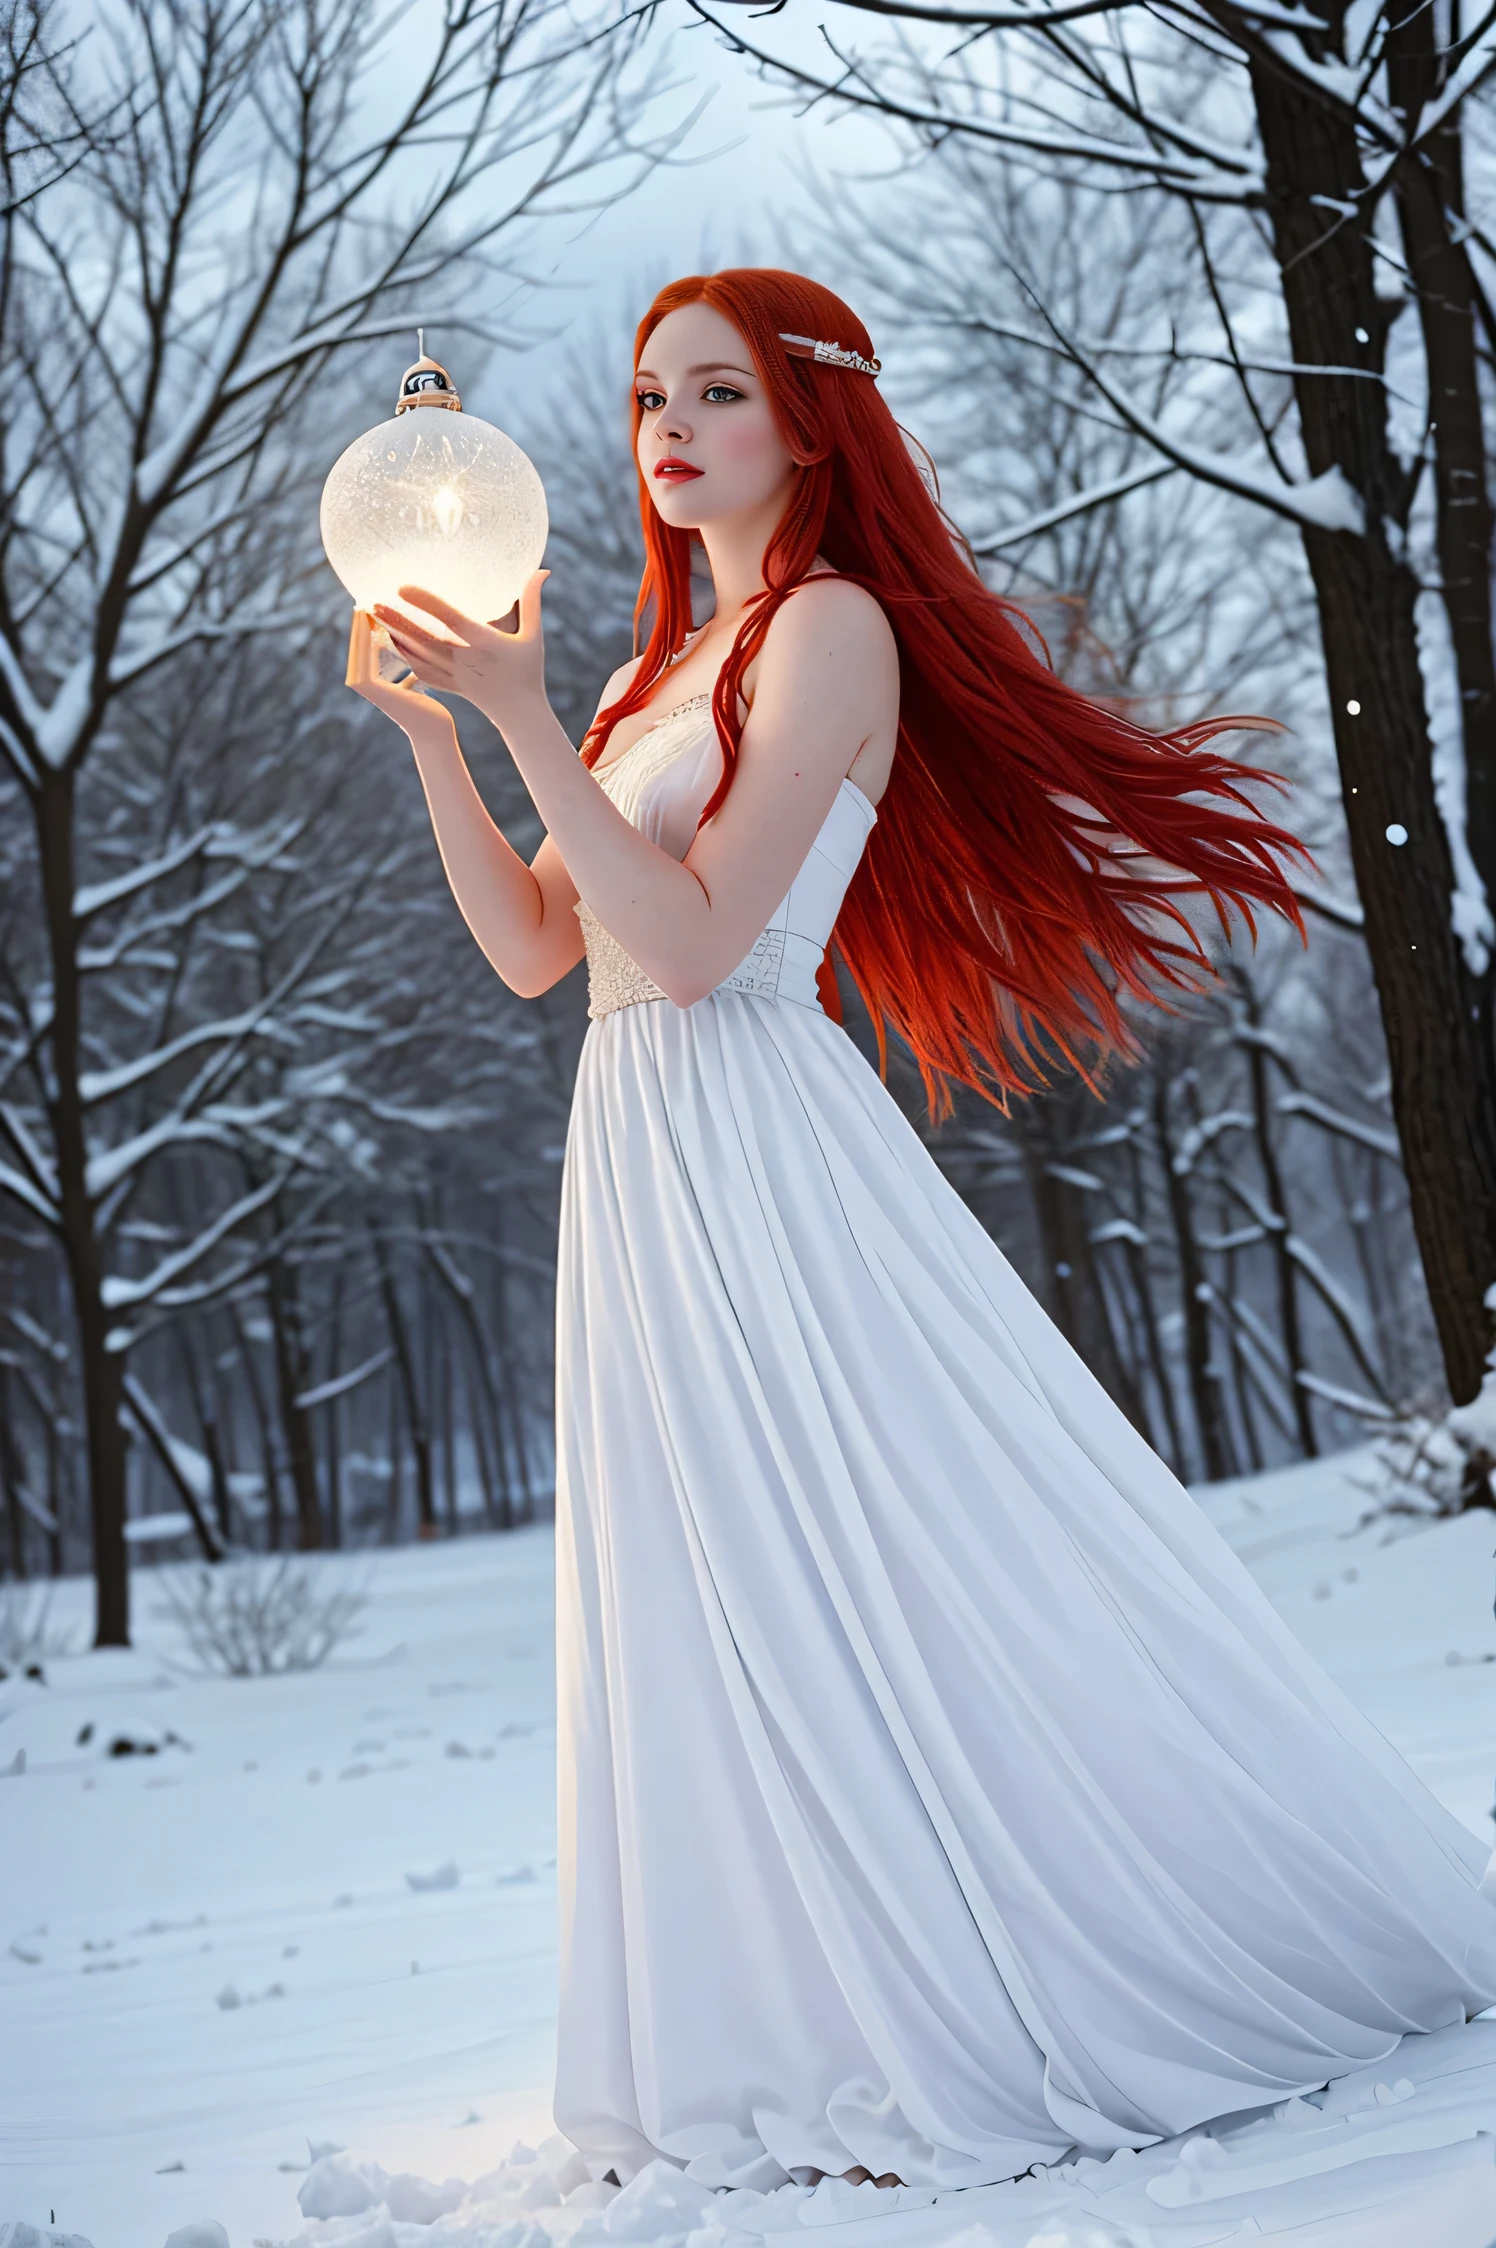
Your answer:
[575,694,877,1021]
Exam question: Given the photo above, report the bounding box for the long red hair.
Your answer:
[584,268,1309,1115]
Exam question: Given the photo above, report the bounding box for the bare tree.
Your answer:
[796,173,1430,1470]
[701,0,1496,1407]
[0,0,662,1642]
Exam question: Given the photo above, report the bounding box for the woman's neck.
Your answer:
[695,489,794,633]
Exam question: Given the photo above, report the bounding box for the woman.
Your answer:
[355,269,1496,2202]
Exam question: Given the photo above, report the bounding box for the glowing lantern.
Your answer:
[319,339,548,637]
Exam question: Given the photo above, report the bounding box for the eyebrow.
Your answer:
[635,361,756,381]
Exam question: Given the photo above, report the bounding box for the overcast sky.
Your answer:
[472,4,904,413]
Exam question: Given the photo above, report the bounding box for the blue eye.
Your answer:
[636,389,665,411]
[704,384,742,404]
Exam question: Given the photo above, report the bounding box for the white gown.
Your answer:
[552,693,1496,2195]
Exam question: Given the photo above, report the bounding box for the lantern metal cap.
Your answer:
[395,331,461,415]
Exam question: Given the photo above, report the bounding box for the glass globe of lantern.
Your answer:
[319,345,548,638]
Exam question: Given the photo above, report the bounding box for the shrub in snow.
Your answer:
[153,1557,367,1677]
[163,2225,231,2248]
[1371,1370,1496,1520]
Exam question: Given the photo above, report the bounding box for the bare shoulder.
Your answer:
[770,575,897,670]
[749,578,898,741]
[743,574,899,803]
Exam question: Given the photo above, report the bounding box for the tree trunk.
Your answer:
[372,1228,435,1539]
[1250,58,1496,1403]
[1091,1242,1155,1445]
[120,1376,224,1561]
[1122,1233,1186,1475]
[1215,1202,1265,1476]
[35,771,129,1643]
[463,1345,502,1528]
[1233,986,1318,1456]
[439,1303,458,1536]
[264,1252,323,1552]
[1022,1133,1081,1341]
[228,1295,282,1551]
[44,1384,63,1576]
[385,1369,403,1543]
[1013,1095,1153,1437]
[1153,1075,1233,1481]
[1,1360,26,1578]
[1337,1138,1401,1394]
[1386,4,1496,918]
[175,1321,233,1543]
[1124,1122,1188,1475]
[490,1216,536,1521]
[424,1246,508,1519]
[322,1267,345,1551]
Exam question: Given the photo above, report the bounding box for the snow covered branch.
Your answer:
[79,1007,284,1110]
[971,463,1178,554]
[1017,287,1368,536]
[101,1172,289,1312]
[688,3,1263,202]
[294,1348,396,1411]
[72,828,218,925]
[0,1155,59,1229]
[1275,1092,1400,1160]
[119,1375,226,1561]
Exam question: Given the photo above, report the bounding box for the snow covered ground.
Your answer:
[7,1446,1496,2248]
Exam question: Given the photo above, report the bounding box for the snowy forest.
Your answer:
[4,0,1496,1652]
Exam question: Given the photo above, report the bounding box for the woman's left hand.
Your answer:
[373,569,550,737]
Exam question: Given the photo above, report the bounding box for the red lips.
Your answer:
[654,456,704,482]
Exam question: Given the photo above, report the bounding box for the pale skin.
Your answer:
[352,299,899,1012]
[353,304,903,2190]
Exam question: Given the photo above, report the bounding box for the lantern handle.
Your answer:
[395,333,461,415]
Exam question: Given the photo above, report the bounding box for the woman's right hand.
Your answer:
[345,606,584,999]
[344,610,455,743]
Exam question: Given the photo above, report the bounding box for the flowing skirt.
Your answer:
[551,991,1496,2194]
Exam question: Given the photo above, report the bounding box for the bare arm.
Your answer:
[347,611,629,998]
[375,574,899,1007]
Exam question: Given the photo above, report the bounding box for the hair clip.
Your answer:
[780,332,882,377]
